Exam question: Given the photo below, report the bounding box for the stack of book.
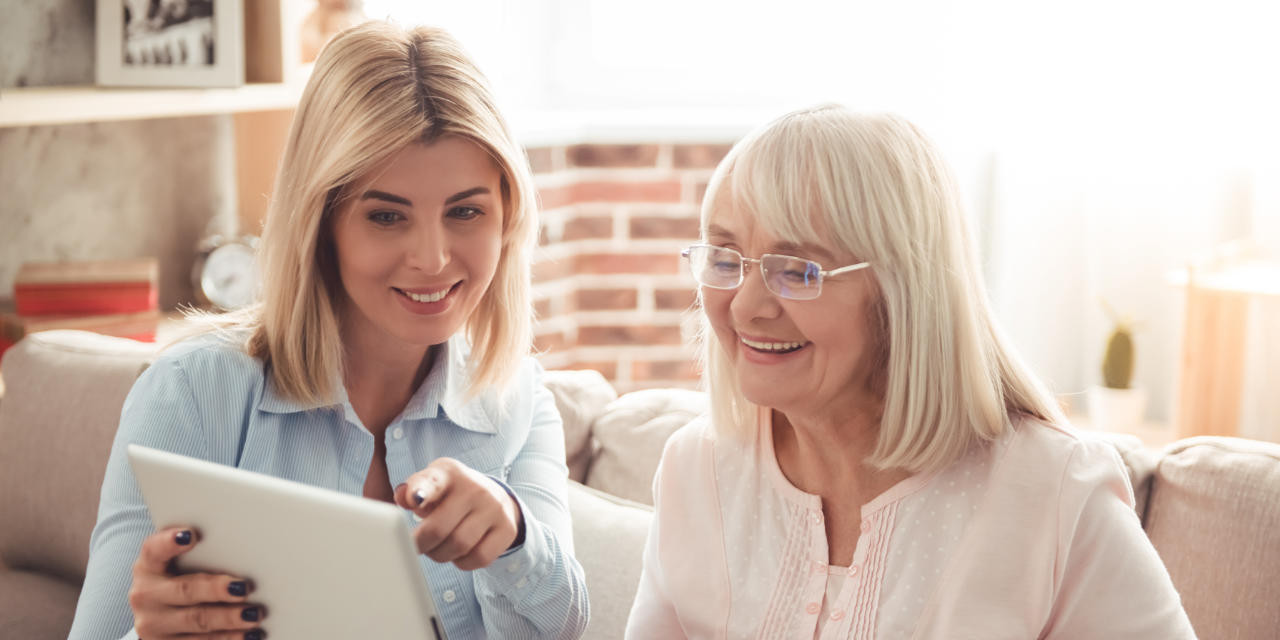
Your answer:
[1,258,162,356]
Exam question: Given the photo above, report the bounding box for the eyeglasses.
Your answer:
[681,244,871,301]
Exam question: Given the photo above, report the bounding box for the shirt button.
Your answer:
[811,511,823,525]
[392,426,404,440]
[847,564,860,577]
[507,561,522,573]
[830,610,845,621]
[805,602,821,615]
[860,519,871,533]
[442,589,456,603]
[516,577,529,589]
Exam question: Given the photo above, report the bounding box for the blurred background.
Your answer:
[2,0,1277,442]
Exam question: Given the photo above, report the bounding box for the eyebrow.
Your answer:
[358,186,492,207]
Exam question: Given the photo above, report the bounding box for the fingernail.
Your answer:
[413,488,426,505]
[245,630,265,640]
[241,606,260,622]
[228,581,248,597]
[174,530,192,545]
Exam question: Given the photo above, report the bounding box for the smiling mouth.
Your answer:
[394,284,457,303]
[740,336,807,354]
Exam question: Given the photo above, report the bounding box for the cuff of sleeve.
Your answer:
[477,477,552,597]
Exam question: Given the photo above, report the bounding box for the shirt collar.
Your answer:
[257,335,497,434]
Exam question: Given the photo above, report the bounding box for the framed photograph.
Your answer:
[96,0,245,87]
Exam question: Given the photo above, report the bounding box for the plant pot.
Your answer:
[1087,385,1148,432]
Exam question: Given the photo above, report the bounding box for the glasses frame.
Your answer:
[681,243,871,300]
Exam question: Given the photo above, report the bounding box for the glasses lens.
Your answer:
[688,245,742,289]
[762,255,822,300]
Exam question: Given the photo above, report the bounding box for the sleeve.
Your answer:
[623,443,687,640]
[471,362,590,639]
[66,357,214,640]
[1042,438,1198,639]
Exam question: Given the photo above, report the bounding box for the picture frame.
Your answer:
[96,0,245,88]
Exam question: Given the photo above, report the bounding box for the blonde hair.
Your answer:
[204,21,537,404]
[700,105,1065,474]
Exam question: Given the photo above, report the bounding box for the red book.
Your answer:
[13,258,158,316]
[0,309,161,358]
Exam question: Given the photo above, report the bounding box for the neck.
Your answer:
[340,326,437,435]
[772,401,907,499]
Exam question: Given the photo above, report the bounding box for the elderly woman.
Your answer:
[625,106,1194,639]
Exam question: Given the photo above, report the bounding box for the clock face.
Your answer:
[200,242,258,310]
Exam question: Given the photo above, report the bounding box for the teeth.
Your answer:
[741,337,805,352]
[403,288,450,303]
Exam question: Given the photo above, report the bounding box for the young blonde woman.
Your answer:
[625,106,1194,638]
[69,22,588,640]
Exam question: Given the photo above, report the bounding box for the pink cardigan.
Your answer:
[624,412,1196,639]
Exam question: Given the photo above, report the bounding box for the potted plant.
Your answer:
[1088,303,1147,431]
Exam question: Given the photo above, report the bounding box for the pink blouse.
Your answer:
[624,410,1196,639]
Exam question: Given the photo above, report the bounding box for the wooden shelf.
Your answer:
[0,80,306,129]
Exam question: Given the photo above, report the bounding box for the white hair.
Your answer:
[698,104,1065,473]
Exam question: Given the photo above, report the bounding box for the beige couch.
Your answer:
[1,331,1278,639]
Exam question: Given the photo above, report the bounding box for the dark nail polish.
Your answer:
[245,630,264,640]
[228,581,248,597]
[413,488,426,505]
[174,530,192,545]
[241,607,260,622]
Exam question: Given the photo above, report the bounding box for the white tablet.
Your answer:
[127,444,448,640]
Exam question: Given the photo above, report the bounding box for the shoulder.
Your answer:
[133,331,266,407]
[998,417,1133,507]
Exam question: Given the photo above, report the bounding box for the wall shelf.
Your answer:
[0,80,305,129]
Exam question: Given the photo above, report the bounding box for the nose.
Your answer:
[729,261,782,323]
[406,222,450,274]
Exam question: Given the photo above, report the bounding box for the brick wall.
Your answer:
[527,142,732,392]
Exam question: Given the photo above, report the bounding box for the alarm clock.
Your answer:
[191,235,260,311]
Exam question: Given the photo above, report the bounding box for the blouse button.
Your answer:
[442,589,457,603]
[830,610,845,621]
[805,602,821,615]
[847,564,860,578]
[811,511,823,525]
[812,561,824,574]
[860,519,871,533]
[392,426,405,440]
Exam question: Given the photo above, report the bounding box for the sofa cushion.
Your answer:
[1142,436,1280,639]
[542,369,617,483]
[0,331,156,583]
[0,569,82,638]
[568,480,651,640]
[586,388,707,504]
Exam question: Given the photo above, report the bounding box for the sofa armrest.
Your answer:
[568,480,651,640]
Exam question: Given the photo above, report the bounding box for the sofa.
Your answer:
[1,330,1278,639]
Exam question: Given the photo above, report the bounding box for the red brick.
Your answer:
[693,179,711,205]
[672,144,732,169]
[577,325,685,346]
[532,257,574,282]
[534,331,569,353]
[629,215,700,240]
[525,146,556,174]
[575,253,681,275]
[631,359,700,381]
[564,361,618,380]
[572,180,682,204]
[575,288,638,311]
[567,144,659,168]
[533,297,552,319]
[655,288,698,310]
[537,185,574,210]
[562,215,614,241]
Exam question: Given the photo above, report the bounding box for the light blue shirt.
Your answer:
[68,332,589,640]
